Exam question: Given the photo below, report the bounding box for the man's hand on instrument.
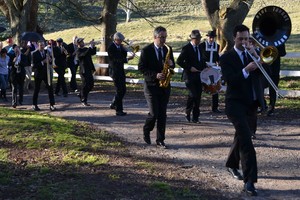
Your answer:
[190,66,200,72]
[167,59,173,66]
[245,61,258,73]
[157,72,166,80]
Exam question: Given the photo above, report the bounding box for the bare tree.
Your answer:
[201,0,254,53]
[96,0,119,75]
[119,0,134,23]
[0,0,39,44]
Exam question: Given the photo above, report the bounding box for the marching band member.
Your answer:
[108,32,135,116]
[9,45,26,108]
[53,38,68,97]
[32,40,56,111]
[75,37,96,107]
[220,25,265,196]
[67,36,79,92]
[138,26,175,148]
[177,30,205,123]
[199,30,221,113]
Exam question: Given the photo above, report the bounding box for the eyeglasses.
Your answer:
[157,36,167,39]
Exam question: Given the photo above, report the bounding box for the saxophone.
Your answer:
[159,44,174,88]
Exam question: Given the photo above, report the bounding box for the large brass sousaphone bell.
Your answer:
[247,6,292,97]
[252,6,291,64]
[252,6,291,47]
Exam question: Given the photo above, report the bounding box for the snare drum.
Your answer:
[200,67,222,94]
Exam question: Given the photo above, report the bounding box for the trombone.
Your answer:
[243,41,283,97]
[122,40,139,57]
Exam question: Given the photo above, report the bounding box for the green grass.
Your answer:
[0,107,121,165]
[0,106,208,199]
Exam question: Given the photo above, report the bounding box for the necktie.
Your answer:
[158,47,163,64]
[195,46,199,61]
[242,51,248,66]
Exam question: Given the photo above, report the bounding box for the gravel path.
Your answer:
[4,85,300,200]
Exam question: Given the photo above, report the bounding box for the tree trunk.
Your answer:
[0,0,39,45]
[201,0,254,54]
[96,0,119,76]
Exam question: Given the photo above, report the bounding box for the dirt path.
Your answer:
[3,85,300,200]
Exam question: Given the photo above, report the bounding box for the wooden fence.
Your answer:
[64,51,300,97]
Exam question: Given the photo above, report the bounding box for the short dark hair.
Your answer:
[154,26,167,37]
[233,24,249,37]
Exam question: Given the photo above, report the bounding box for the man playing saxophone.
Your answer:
[138,26,175,148]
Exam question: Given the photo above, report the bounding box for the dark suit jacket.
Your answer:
[76,47,96,74]
[138,43,175,87]
[220,49,265,111]
[199,41,220,64]
[107,43,128,79]
[32,49,47,78]
[176,42,205,81]
[67,42,77,68]
[53,43,68,68]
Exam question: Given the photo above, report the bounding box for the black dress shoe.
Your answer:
[109,104,116,110]
[32,105,40,111]
[12,104,17,108]
[227,168,243,180]
[50,105,56,111]
[116,111,127,116]
[82,102,91,107]
[192,119,201,124]
[212,108,222,113]
[185,114,190,122]
[156,141,167,149]
[244,182,257,196]
[267,109,274,116]
[143,135,151,145]
[251,134,256,139]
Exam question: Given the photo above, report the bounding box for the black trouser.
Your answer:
[79,72,94,103]
[269,70,280,108]
[11,74,25,105]
[225,100,258,183]
[32,75,55,106]
[212,93,219,110]
[54,67,68,95]
[185,78,202,121]
[111,76,126,112]
[143,84,170,143]
[69,64,78,91]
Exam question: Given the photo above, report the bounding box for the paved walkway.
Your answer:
[2,88,300,200]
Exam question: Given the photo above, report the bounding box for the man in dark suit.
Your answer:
[76,38,96,106]
[67,36,79,92]
[32,40,56,111]
[199,30,221,113]
[219,24,265,196]
[9,45,26,108]
[108,32,135,116]
[177,30,206,123]
[53,38,68,97]
[138,26,175,148]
